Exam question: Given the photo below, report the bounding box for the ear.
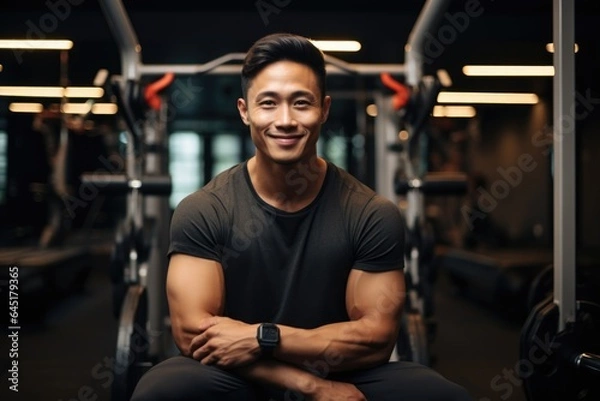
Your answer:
[321,95,332,124]
[237,98,250,126]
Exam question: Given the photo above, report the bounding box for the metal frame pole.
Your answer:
[552,0,576,331]
[404,0,453,87]
[99,0,141,81]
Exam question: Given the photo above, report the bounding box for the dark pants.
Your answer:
[131,356,473,401]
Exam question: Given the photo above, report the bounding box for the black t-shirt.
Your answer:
[168,160,405,328]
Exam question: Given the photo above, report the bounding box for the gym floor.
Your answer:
[1,236,528,401]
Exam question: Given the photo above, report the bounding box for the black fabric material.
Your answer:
[168,161,405,328]
[131,356,473,401]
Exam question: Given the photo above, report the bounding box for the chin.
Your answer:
[273,156,302,166]
[265,149,303,165]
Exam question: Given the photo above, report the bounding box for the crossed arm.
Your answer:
[166,253,406,399]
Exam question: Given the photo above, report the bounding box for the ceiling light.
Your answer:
[310,40,361,52]
[0,39,73,50]
[437,69,452,87]
[437,91,539,104]
[8,102,43,113]
[91,103,118,114]
[64,87,104,98]
[9,102,117,114]
[0,86,104,98]
[62,103,91,114]
[93,69,109,86]
[546,42,579,53]
[432,105,476,118]
[463,65,554,77]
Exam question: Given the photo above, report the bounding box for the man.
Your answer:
[131,32,472,401]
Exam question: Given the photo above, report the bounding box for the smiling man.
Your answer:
[131,33,473,401]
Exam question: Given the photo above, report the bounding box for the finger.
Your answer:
[199,348,221,365]
[193,344,210,361]
[189,332,209,354]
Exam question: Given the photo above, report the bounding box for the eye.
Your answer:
[258,99,276,107]
[294,99,312,108]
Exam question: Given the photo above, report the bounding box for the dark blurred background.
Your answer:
[0,1,599,400]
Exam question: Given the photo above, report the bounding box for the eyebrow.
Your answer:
[255,90,317,100]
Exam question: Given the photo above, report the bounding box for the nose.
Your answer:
[274,105,298,130]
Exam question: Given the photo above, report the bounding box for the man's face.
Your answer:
[237,60,331,166]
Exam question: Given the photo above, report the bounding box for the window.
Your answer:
[318,129,349,170]
[169,131,203,209]
[212,133,240,176]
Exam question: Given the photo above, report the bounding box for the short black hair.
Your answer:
[241,33,327,102]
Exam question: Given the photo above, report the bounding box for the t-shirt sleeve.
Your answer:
[168,190,227,262]
[353,195,406,272]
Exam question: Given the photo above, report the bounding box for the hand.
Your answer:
[189,316,261,369]
[307,380,367,401]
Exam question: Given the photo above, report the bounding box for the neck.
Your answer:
[247,155,328,212]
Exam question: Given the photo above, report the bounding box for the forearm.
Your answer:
[171,312,215,356]
[275,318,398,373]
[233,359,323,397]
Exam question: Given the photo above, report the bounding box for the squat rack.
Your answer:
[98,0,451,355]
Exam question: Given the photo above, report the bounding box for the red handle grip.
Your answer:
[380,72,410,110]
[144,72,175,111]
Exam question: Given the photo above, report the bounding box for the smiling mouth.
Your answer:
[268,133,305,146]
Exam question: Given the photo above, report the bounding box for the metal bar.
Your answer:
[99,0,141,81]
[553,0,576,331]
[140,62,405,76]
[405,0,452,86]
[374,92,399,203]
[100,0,405,79]
[576,353,600,375]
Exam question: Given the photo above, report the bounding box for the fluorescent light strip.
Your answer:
[91,103,118,114]
[62,103,91,114]
[9,102,44,113]
[546,42,579,53]
[0,86,104,98]
[9,102,118,114]
[437,91,539,104]
[0,39,73,50]
[93,69,109,87]
[64,87,104,98]
[310,40,361,52]
[463,65,554,77]
[432,105,476,118]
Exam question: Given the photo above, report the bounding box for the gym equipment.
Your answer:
[519,1,600,400]
[96,0,458,394]
[440,248,553,319]
[0,246,91,321]
[375,0,467,366]
[81,70,173,400]
[0,49,92,320]
[80,24,174,397]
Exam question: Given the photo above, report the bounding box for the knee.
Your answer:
[130,357,201,401]
[130,356,251,401]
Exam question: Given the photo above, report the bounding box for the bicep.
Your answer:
[346,269,406,331]
[167,253,225,351]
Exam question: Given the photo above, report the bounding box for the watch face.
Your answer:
[260,324,279,344]
[263,326,279,341]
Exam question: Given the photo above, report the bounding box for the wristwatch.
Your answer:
[256,323,280,358]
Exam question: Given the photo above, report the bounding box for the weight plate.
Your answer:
[112,285,152,401]
[520,298,600,401]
